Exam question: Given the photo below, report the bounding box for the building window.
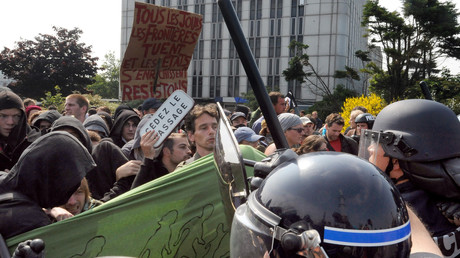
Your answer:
[177,0,188,10]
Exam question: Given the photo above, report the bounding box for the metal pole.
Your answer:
[218,0,289,149]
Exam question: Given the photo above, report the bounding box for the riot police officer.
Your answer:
[231,152,415,257]
[359,99,460,257]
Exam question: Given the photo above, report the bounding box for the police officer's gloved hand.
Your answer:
[437,201,460,226]
[12,239,45,258]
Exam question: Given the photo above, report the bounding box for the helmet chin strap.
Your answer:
[385,157,408,185]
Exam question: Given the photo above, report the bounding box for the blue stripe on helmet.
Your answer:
[323,221,411,247]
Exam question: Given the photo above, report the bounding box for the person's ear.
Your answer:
[393,159,400,170]
[187,131,194,143]
[163,147,171,157]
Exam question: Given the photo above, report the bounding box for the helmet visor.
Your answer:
[358,130,384,165]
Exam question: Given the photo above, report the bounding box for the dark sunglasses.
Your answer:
[287,127,304,133]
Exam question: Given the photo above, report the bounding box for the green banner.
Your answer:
[7,145,265,257]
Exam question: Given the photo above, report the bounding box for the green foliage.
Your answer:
[40,86,66,112]
[84,94,120,114]
[362,0,460,102]
[241,90,259,111]
[87,52,120,98]
[340,94,387,132]
[0,27,98,99]
[307,85,358,120]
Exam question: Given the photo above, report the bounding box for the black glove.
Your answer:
[437,201,460,226]
[12,239,45,258]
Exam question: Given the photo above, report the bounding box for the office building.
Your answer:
[121,0,369,106]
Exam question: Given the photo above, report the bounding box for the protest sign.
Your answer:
[121,2,202,101]
[139,90,194,147]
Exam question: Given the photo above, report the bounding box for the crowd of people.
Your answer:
[1,87,459,257]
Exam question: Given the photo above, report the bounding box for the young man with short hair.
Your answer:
[65,94,89,123]
[323,113,358,155]
[131,132,192,188]
[177,103,219,168]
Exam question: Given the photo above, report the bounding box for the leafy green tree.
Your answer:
[87,51,120,99]
[307,85,358,119]
[333,66,361,92]
[0,26,98,99]
[40,85,65,112]
[362,0,460,102]
[283,40,333,98]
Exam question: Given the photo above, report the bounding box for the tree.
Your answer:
[87,51,120,99]
[307,85,358,120]
[362,0,460,102]
[0,26,98,99]
[283,40,333,98]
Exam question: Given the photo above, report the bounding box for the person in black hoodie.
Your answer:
[0,131,96,239]
[0,91,41,171]
[109,109,140,149]
[49,116,93,153]
[31,110,62,131]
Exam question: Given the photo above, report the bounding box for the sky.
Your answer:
[0,0,122,64]
[0,0,459,73]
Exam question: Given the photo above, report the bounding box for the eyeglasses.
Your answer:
[287,127,304,133]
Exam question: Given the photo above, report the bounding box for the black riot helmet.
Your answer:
[370,99,460,162]
[231,152,411,257]
[359,99,460,199]
[355,113,375,129]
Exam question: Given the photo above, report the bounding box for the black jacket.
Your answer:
[131,158,169,189]
[397,180,457,237]
[324,134,358,155]
[0,91,41,171]
[0,131,96,238]
[87,140,129,200]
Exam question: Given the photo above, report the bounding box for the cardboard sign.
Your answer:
[139,90,194,147]
[121,2,202,101]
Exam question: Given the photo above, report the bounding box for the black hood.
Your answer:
[83,114,110,137]
[0,131,96,208]
[0,91,30,148]
[97,111,113,130]
[50,116,93,153]
[109,110,139,147]
[32,110,62,128]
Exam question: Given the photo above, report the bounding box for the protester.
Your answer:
[230,112,248,128]
[0,91,41,171]
[131,131,192,188]
[64,94,89,123]
[50,116,93,153]
[140,97,162,116]
[323,113,358,155]
[296,134,328,154]
[22,98,36,108]
[45,178,103,222]
[311,110,323,129]
[83,114,110,138]
[233,126,265,149]
[97,111,113,131]
[32,110,62,131]
[344,109,363,136]
[251,92,286,134]
[25,105,42,119]
[299,116,314,141]
[177,103,218,168]
[0,131,96,238]
[264,113,304,156]
[109,109,140,149]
